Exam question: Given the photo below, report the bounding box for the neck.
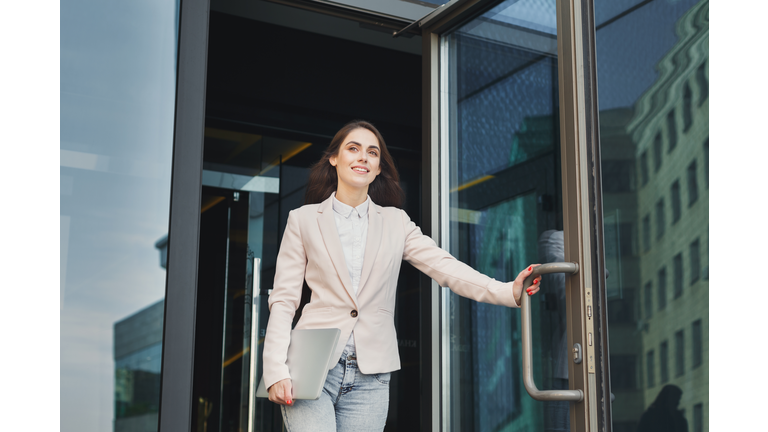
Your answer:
[335,184,368,208]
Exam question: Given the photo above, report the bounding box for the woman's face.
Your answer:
[329,128,382,193]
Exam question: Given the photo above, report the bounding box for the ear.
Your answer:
[329,154,337,167]
[376,165,382,176]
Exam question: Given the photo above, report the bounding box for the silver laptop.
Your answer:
[255,328,341,400]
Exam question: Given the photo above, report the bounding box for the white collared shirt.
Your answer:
[331,192,369,352]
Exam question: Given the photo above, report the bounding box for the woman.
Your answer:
[263,120,542,431]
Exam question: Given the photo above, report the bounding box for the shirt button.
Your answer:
[350,310,358,318]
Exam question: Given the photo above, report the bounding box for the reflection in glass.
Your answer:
[667,110,678,151]
[192,126,303,432]
[658,267,667,311]
[114,302,164,422]
[660,341,669,384]
[60,1,179,431]
[646,350,654,389]
[441,0,563,430]
[595,0,708,430]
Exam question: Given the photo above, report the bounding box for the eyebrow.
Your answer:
[346,141,380,151]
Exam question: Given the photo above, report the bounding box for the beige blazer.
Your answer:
[262,196,521,390]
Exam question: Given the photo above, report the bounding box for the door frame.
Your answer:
[160,0,613,430]
[159,0,211,431]
[419,0,611,431]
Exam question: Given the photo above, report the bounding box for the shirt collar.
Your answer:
[331,192,369,219]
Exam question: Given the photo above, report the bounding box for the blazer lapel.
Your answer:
[317,197,357,306]
[357,200,382,294]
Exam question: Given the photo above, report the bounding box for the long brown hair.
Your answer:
[304,120,404,208]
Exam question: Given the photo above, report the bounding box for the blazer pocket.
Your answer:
[301,306,333,316]
[377,307,394,317]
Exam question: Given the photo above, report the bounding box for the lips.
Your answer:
[352,166,369,173]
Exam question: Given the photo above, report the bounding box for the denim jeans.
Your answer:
[281,349,390,432]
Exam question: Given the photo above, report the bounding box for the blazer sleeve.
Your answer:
[262,210,307,389]
[400,210,520,308]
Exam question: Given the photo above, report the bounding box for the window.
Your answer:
[660,341,669,383]
[683,83,693,132]
[610,355,638,390]
[690,239,701,284]
[640,151,649,186]
[646,350,655,388]
[653,133,663,172]
[674,253,683,299]
[602,160,636,192]
[688,159,699,206]
[643,214,651,252]
[656,198,665,239]
[703,138,709,188]
[675,330,685,377]
[619,223,635,257]
[693,319,703,368]
[608,289,635,324]
[667,109,678,150]
[644,282,652,319]
[671,180,681,223]
[697,61,708,106]
[693,403,704,432]
[658,267,667,310]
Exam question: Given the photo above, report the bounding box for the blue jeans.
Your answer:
[281,349,391,432]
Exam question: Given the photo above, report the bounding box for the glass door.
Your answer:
[594,1,709,431]
[191,128,306,432]
[422,0,609,430]
[193,183,282,432]
[439,4,565,430]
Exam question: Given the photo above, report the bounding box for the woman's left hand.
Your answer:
[512,265,542,306]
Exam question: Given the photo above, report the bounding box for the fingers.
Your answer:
[526,277,542,296]
[268,379,294,406]
[521,264,542,297]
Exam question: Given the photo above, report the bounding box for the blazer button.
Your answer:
[350,310,358,318]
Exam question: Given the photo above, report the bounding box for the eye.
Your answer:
[369,150,378,156]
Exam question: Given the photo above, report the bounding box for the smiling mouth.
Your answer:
[352,167,369,173]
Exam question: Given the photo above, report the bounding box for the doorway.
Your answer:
[191,3,425,431]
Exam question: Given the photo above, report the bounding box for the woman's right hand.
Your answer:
[268,378,294,406]
[512,264,542,306]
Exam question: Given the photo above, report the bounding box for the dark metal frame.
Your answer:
[158,0,211,431]
[557,0,611,430]
[577,0,612,429]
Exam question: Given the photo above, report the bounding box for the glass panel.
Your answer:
[193,183,279,432]
[595,0,709,431]
[60,1,180,431]
[192,126,294,432]
[441,0,563,430]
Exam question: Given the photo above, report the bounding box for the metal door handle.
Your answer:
[520,262,584,402]
[247,258,261,432]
